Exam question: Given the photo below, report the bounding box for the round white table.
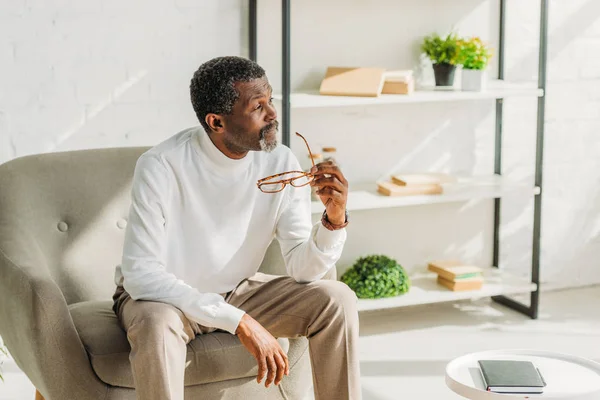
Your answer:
[445,349,600,399]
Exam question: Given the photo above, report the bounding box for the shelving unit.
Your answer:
[249,0,549,318]
[356,268,537,312]
[273,80,543,109]
[310,175,540,214]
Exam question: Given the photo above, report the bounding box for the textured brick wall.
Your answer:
[0,0,245,161]
[539,1,600,287]
[0,0,598,288]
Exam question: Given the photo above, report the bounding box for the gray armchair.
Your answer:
[0,147,335,400]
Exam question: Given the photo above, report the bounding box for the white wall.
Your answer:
[0,0,246,158]
[0,0,598,288]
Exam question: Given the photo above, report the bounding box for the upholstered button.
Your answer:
[57,222,68,232]
[117,219,127,229]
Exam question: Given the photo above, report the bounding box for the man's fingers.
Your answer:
[257,356,267,384]
[311,176,346,193]
[274,352,286,385]
[311,163,348,185]
[265,355,277,387]
[316,187,344,198]
[282,350,289,375]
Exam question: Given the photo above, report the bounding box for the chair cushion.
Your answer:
[69,300,306,388]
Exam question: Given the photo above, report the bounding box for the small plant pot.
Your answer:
[461,69,486,91]
[432,63,457,87]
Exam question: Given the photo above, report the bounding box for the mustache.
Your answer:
[260,120,279,136]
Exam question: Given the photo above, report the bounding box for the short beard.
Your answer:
[259,136,278,152]
[259,120,279,152]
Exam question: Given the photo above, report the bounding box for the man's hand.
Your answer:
[235,313,289,387]
[310,161,349,225]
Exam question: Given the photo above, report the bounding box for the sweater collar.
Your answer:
[193,127,253,173]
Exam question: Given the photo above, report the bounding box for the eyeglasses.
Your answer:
[257,132,315,193]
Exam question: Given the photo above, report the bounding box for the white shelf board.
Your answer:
[311,175,540,214]
[356,268,537,312]
[274,80,543,108]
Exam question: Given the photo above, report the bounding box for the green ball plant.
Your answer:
[340,255,411,299]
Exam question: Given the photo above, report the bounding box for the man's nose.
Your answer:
[266,102,277,121]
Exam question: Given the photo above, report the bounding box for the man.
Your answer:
[112,56,361,400]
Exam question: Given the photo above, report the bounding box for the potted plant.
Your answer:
[340,254,410,299]
[421,32,461,87]
[456,37,493,91]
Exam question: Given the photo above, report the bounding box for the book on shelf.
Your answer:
[427,260,483,281]
[437,275,483,291]
[377,181,443,197]
[428,260,484,291]
[384,70,413,81]
[319,67,415,97]
[478,360,546,394]
[381,70,414,95]
[319,67,387,97]
[391,172,457,186]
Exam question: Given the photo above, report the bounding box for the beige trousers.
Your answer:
[112,271,361,400]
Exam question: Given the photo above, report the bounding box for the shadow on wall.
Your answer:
[507,0,600,81]
[540,181,600,285]
[505,0,600,286]
[265,0,496,91]
[0,1,242,163]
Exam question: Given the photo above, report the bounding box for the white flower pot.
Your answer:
[461,69,486,91]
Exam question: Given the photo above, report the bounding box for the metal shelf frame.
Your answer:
[248,0,549,319]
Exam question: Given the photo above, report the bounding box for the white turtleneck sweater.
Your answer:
[115,126,346,335]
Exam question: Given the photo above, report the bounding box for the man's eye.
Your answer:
[269,97,274,103]
[255,103,262,110]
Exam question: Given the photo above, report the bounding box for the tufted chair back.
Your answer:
[0,147,286,305]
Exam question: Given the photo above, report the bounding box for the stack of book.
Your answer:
[377,172,455,197]
[427,260,484,291]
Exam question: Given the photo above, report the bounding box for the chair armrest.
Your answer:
[0,246,107,399]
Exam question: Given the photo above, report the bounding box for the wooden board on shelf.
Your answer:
[376,181,443,196]
[356,268,536,312]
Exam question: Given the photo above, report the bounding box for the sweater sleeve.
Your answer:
[274,159,346,283]
[119,154,245,335]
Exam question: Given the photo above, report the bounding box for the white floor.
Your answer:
[1,286,599,400]
[355,286,600,399]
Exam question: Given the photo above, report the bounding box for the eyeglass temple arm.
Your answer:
[295,132,315,168]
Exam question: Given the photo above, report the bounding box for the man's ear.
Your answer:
[205,113,225,134]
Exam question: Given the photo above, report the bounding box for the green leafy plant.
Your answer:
[421,32,461,65]
[340,255,410,299]
[456,37,493,70]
